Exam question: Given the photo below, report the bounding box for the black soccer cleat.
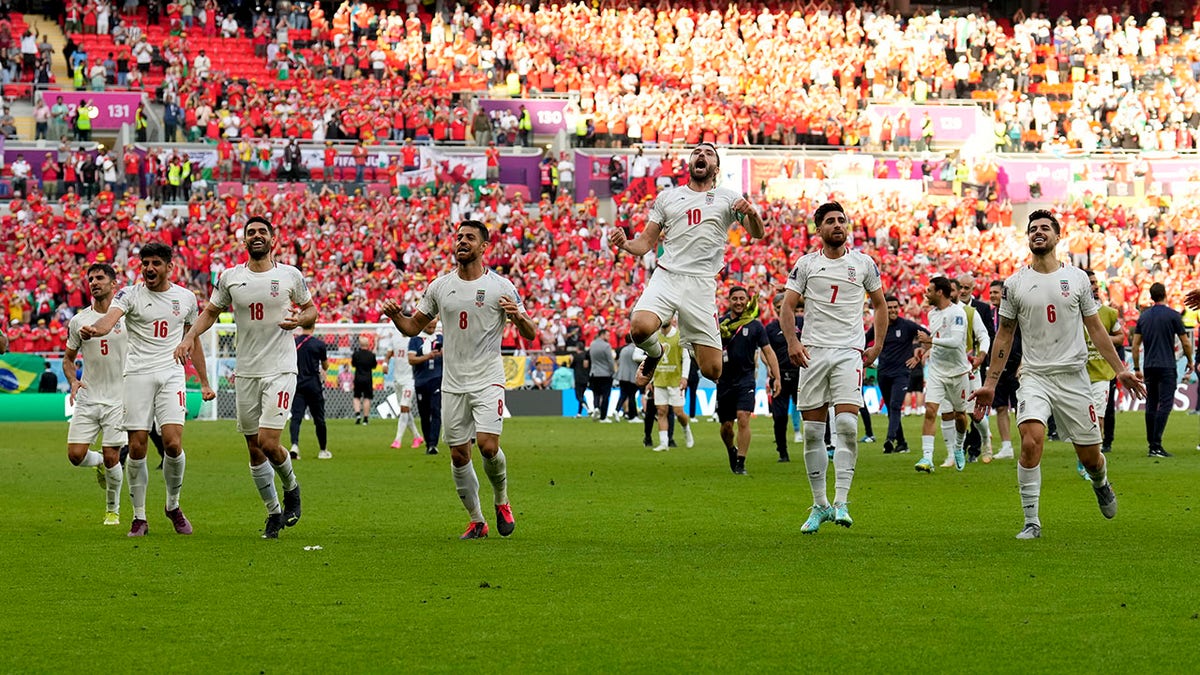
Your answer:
[282,485,302,527]
[262,512,285,539]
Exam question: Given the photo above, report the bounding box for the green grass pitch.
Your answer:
[2,413,1199,672]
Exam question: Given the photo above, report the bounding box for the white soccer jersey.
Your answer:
[785,249,882,350]
[67,307,128,404]
[112,283,199,374]
[648,184,742,277]
[925,303,971,378]
[208,262,311,377]
[416,269,521,395]
[387,330,415,386]
[999,263,1097,373]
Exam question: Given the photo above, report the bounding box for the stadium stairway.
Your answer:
[8,15,67,141]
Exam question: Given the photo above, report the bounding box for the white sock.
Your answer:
[954,426,966,453]
[636,333,663,359]
[832,412,858,504]
[395,412,409,441]
[452,461,484,522]
[978,416,991,445]
[127,457,148,520]
[163,452,186,511]
[1086,455,1109,488]
[105,464,123,513]
[482,449,508,506]
[271,454,299,491]
[802,421,829,506]
[79,450,104,467]
[941,419,958,457]
[1017,463,1041,526]
[251,462,281,514]
[658,430,668,447]
[409,415,422,437]
[922,434,935,461]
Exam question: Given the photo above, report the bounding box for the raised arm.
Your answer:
[499,295,536,340]
[382,300,434,337]
[80,305,126,340]
[733,198,765,239]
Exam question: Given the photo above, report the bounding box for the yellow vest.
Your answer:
[965,303,977,353]
[1085,305,1120,382]
[652,329,684,388]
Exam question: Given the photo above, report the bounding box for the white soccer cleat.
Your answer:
[684,427,694,448]
[317,450,333,460]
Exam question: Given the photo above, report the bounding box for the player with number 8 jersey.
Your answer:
[82,241,215,538]
[383,220,538,540]
[180,216,317,539]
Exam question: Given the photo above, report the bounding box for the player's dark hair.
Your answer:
[885,294,900,304]
[694,142,720,166]
[86,263,116,280]
[1027,209,1060,234]
[989,279,1004,288]
[245,215,275,235]
[1084,269,1097,278]
[1150,282,1167,302]
[729,285,749,298]
[459,219,489,242]
[814,201,846,226]
[139,241,173,263]
[950,278,962,292]
[930,276,954,299]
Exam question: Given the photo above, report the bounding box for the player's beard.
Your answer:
[689,162,716,184]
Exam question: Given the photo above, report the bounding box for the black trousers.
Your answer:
[770,369,799,456]
[878,372,910,445]
[574,381,589,415]
[589,376,614,420]
[289,382,327,450]
[1103,378,1116,447]
[1143,367,1176,451]
[614,380,639,419]
[415,380,443,448]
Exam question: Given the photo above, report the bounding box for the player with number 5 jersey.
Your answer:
[179,216,317,539]
[82,242,215,538]
[383,220,538,540]
[781,202,888,535]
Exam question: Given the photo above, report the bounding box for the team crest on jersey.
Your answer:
[1060,279,1070,297]
[475,289,486,307]
[270,279,280,297]
[742,327,749,336]
[171,299,181,316]
[705,192,714,205]
[848,266,857,283]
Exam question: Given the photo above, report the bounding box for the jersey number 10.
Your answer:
[686,208,702,226]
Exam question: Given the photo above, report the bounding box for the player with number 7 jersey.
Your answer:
[82,242,214,538]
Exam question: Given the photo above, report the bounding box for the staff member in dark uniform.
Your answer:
[289,321,329,460]
[865,295,927,454]
[988,279,1022,461]
[717,287,781,475]
[409,320,444,455]
[766,292,803,462]
[350,337,378,425]
[1132,282,1193,458]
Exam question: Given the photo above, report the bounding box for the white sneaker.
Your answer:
[652,444,668,452]
[598,417,613,424]
[318,450,333,459]
[685,427,694,448]
[994,448,1014,460]
[793,431,802,443]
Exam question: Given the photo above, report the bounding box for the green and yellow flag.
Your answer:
[0,353,43,394]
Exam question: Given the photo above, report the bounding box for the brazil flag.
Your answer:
[0,353,43,394]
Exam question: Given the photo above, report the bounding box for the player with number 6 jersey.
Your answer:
[82,241,215,538]
[781,201,888,535]
[179,216,317,539]
[383,220,538,540]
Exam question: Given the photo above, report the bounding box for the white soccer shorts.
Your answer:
[632,268,721,350]
[236,373,297,435]
[653,384,686,408]
[1016,369,1102,445]
[1089,380,1109,418]
[442,385,506,447]
[929,371,970,414]
[395,383,415,409]
[795,346,864,411]
[123,368,187,430]
[68,399,128,447]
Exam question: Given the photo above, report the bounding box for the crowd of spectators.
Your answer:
[4,169,1199,356]
[17,1,1200,153]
